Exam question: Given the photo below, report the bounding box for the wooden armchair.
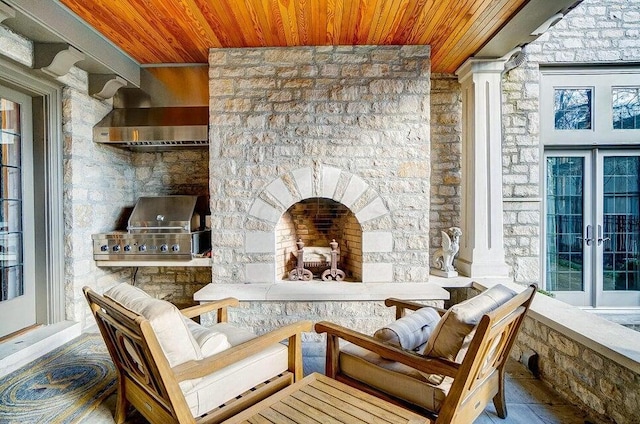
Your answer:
[84,284,311,424]
[315,284,536,423]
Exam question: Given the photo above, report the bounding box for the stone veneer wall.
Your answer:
[429,74,462,256]
[132,150,209,197]
[62,75,135,328]
[501,58,542,284]
[205,298,445,343]
[513,315,639,424]
[209,45,431,285]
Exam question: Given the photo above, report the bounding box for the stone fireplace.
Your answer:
[208,44,432,288]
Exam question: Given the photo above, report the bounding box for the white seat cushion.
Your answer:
[339,343,451,413]
[104,283,202,368]
[180,322,289,418]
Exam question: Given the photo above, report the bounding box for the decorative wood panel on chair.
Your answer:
[84,283,311,424]
[315,284,536,423]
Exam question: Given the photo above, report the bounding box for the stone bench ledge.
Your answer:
[469,279,640,375]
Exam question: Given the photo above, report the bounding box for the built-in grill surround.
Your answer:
[92,195,211,261]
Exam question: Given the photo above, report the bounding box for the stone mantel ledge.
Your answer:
[194,282,449,302]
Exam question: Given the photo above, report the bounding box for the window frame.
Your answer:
[0,58,64,325]
[541,67,640,146]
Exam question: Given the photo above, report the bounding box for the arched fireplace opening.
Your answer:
[276,197,362,282]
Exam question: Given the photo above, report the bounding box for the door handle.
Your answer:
[579,224,594,246]
[597,224,610,246]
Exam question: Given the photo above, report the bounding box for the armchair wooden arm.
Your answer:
[315,321,459,379]
[384,298,447,319]
[180,297,239,322]
[175,320,313,382]
[84,285,313,424]
[316,285,537,424]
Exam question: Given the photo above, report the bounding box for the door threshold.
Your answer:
[0,321,81,378]
[0,324,43,343]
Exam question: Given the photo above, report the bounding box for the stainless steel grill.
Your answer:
[92,195,211,261]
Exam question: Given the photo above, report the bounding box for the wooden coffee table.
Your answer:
[222,372,429,423]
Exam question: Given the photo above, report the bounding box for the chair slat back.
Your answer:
[84,288,180,417]
[438,285,536,423]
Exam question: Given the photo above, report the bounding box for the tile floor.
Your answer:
[84,341,594,424]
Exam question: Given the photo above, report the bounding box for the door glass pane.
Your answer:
[602,156,640,291]
[0,98,23,302]
[546,157,584,291]
[612,87,640,129]
[554,88,592,130]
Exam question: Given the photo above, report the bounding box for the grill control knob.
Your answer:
[100,245,108,252]
[139,245,147,252]
[160,244,168,252]
[124,245,131,252]
[171,244,180,252]
[112,245,121,252]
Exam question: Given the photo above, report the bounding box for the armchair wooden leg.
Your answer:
[493,372,508,419]
[325,334,340,378]
[288,333,304,381]
[113,381,128,424]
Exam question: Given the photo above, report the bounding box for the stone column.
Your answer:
[455,58,510,278]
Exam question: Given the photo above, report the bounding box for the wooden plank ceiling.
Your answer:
[60,0,527,74]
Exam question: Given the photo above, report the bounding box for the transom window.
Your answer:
[554,88,592,130]
[542,67,640,146]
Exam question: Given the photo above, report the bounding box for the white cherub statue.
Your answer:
[431,227,462,276]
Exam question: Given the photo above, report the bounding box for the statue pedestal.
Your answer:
[430,268,458,278]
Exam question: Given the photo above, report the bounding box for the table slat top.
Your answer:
[223,373,428,424]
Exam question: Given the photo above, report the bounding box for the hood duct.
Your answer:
[93,66,209,150]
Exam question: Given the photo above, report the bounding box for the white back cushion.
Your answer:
[104,283,202,367]
[423,284,517,361]
[183,318,231,357]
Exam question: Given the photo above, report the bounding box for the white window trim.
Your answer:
[0,58,64,325]
[541,66,640,146]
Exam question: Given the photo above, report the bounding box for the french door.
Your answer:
[545,149,640,307]
[0,85,35,338]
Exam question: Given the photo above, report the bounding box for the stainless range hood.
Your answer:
[93,66,209,150]
[93,106,208,149]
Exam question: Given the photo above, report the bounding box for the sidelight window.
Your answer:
[0,98,23,302]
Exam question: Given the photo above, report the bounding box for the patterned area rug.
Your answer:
[0,333,116,423]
